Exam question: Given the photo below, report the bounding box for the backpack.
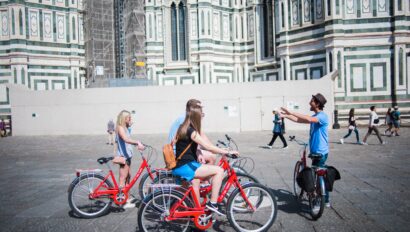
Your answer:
[163,142,192,170]
[391,111,399,120]
[296,167,315,193]
[324,166,341,192]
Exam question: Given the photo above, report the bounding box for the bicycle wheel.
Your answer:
[68,174,113,218]
[308,175,325,220]
[221,172,260,208]
[226,183,277,232]
[293,161,303,199]
[138,189,193,232]
[139,171,177,199]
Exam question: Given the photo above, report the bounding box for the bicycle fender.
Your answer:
[319,176,326,194]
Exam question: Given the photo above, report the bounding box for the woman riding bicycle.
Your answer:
[172,100,239,215]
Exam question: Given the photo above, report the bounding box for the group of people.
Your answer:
[340,105,401,145]
[110,93,403,212]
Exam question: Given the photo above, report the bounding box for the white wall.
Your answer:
[9,74,334,136]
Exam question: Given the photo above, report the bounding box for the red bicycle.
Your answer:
[290,136,327,220]
[68,144,166,218]
[137,154,277,232]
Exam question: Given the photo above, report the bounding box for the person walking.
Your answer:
[107,119,115,145]
[391,105,401,136]
[384,108,393,136]
[0,119,6,137]
[362,106,385,145]
[267,108,288,149]
[280,93,331,207]
[340,108,361,144]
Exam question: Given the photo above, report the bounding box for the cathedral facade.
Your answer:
[0,0,85,117]
[145,0,410,112]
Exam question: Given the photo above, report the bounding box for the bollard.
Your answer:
[333,110,340,129]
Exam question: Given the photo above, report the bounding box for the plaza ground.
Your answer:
[0,128,409,231]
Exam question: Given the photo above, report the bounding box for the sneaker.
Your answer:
[206,202,225,216]
[325,202,331,208]
[282,146,288,149]
[340,139,344,144]
[361,142,368,145]
[357,141,363,145]
[266,145,273,149]
[123,201,136,209]
[312,205,320,214]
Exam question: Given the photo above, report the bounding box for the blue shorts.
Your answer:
[172,161,201,182]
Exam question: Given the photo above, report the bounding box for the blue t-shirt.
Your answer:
[309,111,329,155]
[168,114,185,143]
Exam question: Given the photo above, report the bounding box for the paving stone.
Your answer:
[0,129,409,231]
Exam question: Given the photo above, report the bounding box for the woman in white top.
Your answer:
[362,106,385,145]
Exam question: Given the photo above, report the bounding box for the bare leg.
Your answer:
[191,178,201,202]
[119,164,130,188]
[194,164,224,203]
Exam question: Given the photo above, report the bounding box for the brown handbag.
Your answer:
[163,142,192,170]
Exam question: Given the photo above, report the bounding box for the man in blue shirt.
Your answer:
[280,93,330,207]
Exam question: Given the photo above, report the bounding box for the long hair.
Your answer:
[176,107,202,140]
[386,107,391,115]
[349,108,355,118]
[116,110,131,128]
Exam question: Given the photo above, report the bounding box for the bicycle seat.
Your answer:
[308,153,322,159]
[97,157,113,164]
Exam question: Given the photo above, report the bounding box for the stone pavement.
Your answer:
[0,128,409,232]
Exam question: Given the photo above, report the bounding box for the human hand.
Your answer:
[228,150,240,158]
[197,154,206,164]
[136,142,145,150]
[280,107,290,115]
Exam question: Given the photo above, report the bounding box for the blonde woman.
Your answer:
[115,110,144,190]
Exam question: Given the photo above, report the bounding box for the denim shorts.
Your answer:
[172,161,201,181]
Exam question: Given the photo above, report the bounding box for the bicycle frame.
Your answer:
[165,155,256,221]
[88,151,156,205]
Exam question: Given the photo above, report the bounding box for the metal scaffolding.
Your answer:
[84,0,146,87]
[84,0,116,87]
[123,0,146,79]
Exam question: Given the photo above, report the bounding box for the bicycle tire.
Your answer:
[137,189,193,232]
[308,175,325,220]
[68,174,113,218]
[138,171,157,200]
[226,182,277,232]
[293,161,304,199]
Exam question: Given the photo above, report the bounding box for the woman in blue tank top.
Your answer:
[115,110,144,189]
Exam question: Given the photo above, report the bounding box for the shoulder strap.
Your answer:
[176,142,193,160]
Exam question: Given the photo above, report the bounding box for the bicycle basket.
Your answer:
[231,157,255,174]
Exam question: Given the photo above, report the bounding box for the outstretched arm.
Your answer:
[280,107,318,124]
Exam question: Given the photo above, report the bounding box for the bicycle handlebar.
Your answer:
[288,135,308,146]
[217,140,227,147]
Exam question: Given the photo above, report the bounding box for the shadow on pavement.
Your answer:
[269,188,314,221]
